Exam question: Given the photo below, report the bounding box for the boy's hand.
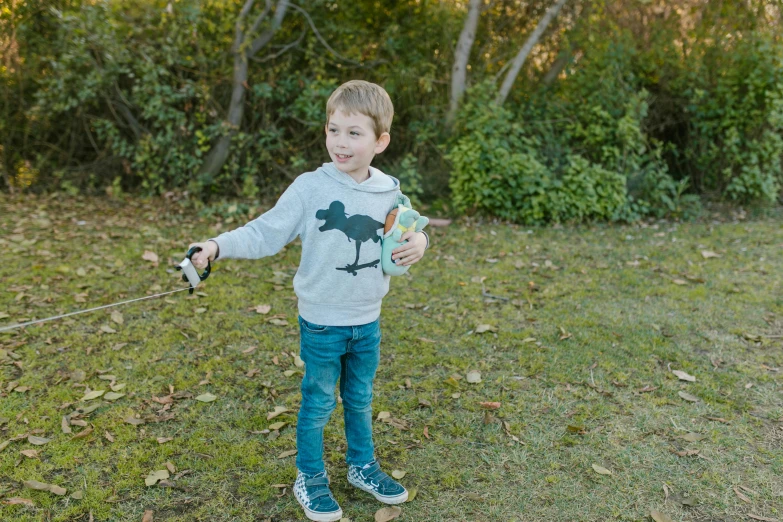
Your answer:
[188,241,218,270]
[392,231,427,267]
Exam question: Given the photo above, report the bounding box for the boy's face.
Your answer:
[325,109,390,180]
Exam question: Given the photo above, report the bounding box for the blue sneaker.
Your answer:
[293,470,343,522]
[347,459,408,504]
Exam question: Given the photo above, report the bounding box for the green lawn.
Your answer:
[1,194,781,522]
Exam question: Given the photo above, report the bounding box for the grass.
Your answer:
[0,193,781,522]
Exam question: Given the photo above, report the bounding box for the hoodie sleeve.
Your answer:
[210,182,304,260]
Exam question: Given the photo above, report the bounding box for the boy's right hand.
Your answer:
[188,241,218,270]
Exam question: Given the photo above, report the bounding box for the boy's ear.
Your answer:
[374,132,391,154]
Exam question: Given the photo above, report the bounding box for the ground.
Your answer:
[0,194,781,522]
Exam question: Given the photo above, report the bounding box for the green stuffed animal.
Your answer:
[382,194,429,276]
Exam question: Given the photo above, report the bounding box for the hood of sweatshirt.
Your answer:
[318,162,399,192]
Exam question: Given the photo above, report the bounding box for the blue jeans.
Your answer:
[295,315,381,475]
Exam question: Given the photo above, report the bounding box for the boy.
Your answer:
[188,80,429,522]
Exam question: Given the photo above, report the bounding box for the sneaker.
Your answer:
[347,460,408,504]
[293,470,343,522]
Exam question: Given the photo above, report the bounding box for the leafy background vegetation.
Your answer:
[2,0,782,223]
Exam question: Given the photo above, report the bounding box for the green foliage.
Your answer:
[2,0,781,219]
[446,77,695,224]
[392,153,424,208]
[682,35,783,204]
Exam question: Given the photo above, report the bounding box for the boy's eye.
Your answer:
[350,131,359,136]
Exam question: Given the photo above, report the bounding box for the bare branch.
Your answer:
[446,0,482,127]
[496,0,569,105]
[249,0,289,57]
[249,27,306,63]
[287,2,362,65]
[248,0,272,38]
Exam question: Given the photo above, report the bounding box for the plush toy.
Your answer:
[381,194,429,276]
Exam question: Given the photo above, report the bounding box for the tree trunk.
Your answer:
[496,0,569,105]
[446,0,482,128]
[197,0,289,181]
[542,48,573,86]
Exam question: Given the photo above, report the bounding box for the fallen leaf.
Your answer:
[142,251,159,264]
[111,311,124,325]
[466,370,482,384]
[242,346,257,354]
[277,449,297,459]
[27,436,51,446]
[142,510,154,522]
[478,401,501,409]
[678,391,699,402]
[672,370,696,382]
[680,432,704,442]
[70,490,84,500]
[61,417,72,434]
[124,416,145,426]
[739,485,759,496]
[104,431,114,442]
[20,449,39,458]
[475,324,497,334]
[391,470,406,479]
[24,480,67,496]
[637,385,659,393]
[671,449,700,457]
[71,426,94,440]
[591,464,612,475]
[144,470,170,487]
[733,486,751,503]
[104,392,125,401]
[268,421,287,431]
[81,390,105,401]
[701,250,721,259]
[195,393,216,403]
[267,406,290,420]
[253,304,271,314]
[156,437,173,444]
[376,411,391,421]
[100,324,117,334]
[2,498,34,506]
[406,487,418,502]
[294,355,304,368]
[748,515,778,522]
[375,506,402,522]
[650,511,674,522]
[672,279,688,285]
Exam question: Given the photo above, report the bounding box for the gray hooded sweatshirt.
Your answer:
[211,162,427,326]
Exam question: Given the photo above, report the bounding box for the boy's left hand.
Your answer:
[392,231,427,266]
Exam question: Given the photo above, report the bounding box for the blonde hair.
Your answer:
[326,80,394,138]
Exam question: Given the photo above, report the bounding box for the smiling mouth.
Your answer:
[335,153,352,159]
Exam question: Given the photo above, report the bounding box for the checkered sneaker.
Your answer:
[347,460,408,504]
[293,470,343,522]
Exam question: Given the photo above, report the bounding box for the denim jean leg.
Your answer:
[340,318,381,467]
[296,317,350,475]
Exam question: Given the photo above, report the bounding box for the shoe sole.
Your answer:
[347,475,409,504]
[294,492,343,522]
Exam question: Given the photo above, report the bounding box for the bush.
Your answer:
[447,80,695,224]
